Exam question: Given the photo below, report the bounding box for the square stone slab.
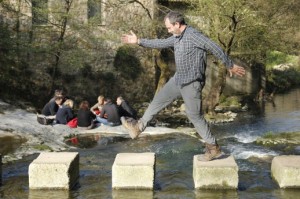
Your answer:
[112,153,155,189]
[29,152,79,189]
[193,155,238,189]
[271,155,300,188]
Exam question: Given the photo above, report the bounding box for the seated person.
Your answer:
[116,96,137,119]
[90,95,105,115]
[56,99,75,124]
[41,96,63,116]
[96,98,121,126]
[77,100,96,129]
[49,89,67,103]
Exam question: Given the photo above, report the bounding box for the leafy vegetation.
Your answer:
[266,51,299,70]
[265,51,300,92]
[0,0,300,109]
[256,131,300,153]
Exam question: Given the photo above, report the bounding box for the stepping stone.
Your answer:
[271,155,300,188]
[29,152,79,189]
[112,153,155,189]
[193,155,238,189]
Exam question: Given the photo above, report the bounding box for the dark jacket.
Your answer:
[77,109,95,127]
[56,105,74,124]
[118,100,137,119]
[42,100,59,116]
[100,102,120,124]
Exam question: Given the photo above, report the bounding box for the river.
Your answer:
[1,89,300,199]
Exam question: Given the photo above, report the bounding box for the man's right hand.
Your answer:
[121,30,138,44]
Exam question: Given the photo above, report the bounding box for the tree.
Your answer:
[186,0,300,113]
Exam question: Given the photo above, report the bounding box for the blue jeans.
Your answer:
[96,116,120,126]
[141,77,216,144]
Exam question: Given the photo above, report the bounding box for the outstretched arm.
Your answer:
[228,64,246,77]
[121,31,139,44]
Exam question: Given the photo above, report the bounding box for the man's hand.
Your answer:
[229,64,246,77]
[121,30,138,44]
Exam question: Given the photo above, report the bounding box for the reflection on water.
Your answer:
[29,189,70,199]
[1,89,300,198]
[0,134,27,155]
[112,190,153,199]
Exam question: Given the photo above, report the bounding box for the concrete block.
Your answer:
[29,152,79,189]
[193,155,238,189]
[271,155,300,188]
[112,153,155,190]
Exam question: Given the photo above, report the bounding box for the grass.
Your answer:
[33,144,53,151]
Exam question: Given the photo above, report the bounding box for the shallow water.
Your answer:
[0,134,27,155]
[1,89,300,198]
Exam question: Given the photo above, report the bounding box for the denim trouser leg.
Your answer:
[180,81,216,144]
[141,77,181,128]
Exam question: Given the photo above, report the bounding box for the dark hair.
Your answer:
[105,98,112,103]
[54,96,63,101]
[164,11,186,25]
[54,89,66,98]
[79,100,90,110]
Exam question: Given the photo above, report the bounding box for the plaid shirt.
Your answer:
[139,26,233,86]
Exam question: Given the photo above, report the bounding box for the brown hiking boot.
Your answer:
[197,143,223,161]
[121,117,142,139]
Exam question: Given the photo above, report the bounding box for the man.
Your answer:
[116,96,137,119]
[121,11,245,161]
[96,98,121,126]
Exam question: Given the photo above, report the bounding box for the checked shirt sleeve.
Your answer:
[191,32,233,68]
[139,36,175,49]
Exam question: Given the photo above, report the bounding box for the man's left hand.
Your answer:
[229,64,246,77]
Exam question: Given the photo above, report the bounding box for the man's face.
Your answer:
[165,18,181,36]
[116,98,122,105]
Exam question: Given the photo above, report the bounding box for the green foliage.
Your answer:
[263,131,274,139]
[266,51,299,70]
[33,144,53,151]
[186,0,300,62]
[219,95,241,106]
[266,68,300,92]
[113,45,142,80]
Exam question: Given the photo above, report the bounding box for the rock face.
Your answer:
[112,153,155,190]
[271,155,300,188]
[193,155,239,189]
[29,152,79,189]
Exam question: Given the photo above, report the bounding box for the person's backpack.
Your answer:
[37,114,55,125]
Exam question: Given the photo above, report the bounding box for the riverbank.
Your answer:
[0,98,252,163]
[0,100,196,163]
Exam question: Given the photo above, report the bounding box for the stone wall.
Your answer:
[204,58,264,97]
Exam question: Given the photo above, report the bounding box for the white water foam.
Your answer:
[232,150,278,160]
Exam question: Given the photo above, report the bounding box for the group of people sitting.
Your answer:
[37,89,137,129]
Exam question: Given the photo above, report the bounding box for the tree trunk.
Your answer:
[154,49,171,94]
[204,63,227,114]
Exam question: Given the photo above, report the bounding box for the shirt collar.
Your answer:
[175,25,188,39]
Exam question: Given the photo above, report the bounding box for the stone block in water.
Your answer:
[193,155,238,189]
[29,152,79,189]
[112,153,155,189]
[271,155,300,188]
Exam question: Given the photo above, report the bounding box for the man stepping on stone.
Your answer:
[121,11,245,161]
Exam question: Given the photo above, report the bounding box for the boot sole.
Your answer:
[197,152,226,161]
